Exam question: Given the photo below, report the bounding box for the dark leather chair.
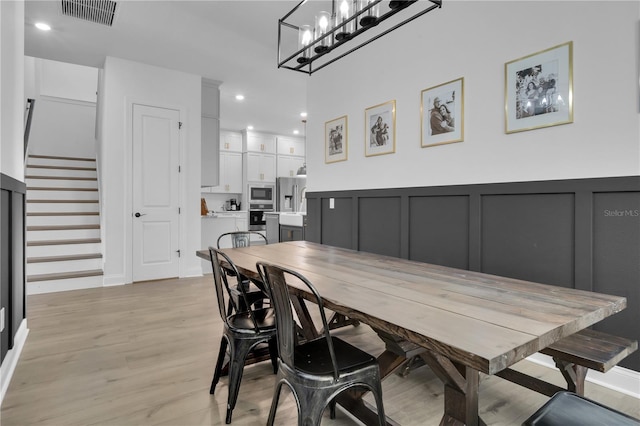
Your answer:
[208,248,277,424]
[257,262,386,426]
[523,391,640,426]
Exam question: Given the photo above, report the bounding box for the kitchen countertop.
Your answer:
[202,210,247,218]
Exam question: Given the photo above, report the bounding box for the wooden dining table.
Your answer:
[197,241,627,426]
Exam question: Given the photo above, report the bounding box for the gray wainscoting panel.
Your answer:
[592,191,640,369]
[321,197,353,249]
[409,195,470,269]
[307,176,640,371]
[1,189,11,363]
[358,197,402,257]
[1,173,27,365]
[305,198,320,243]
[481,193,575,288]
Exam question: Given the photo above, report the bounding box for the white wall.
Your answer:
[99,56,202,285]
[0,0,26,404]
[306,1,640,192]
[23,58,98,158]
[0,0,25,181]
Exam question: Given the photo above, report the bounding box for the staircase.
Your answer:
[26,154,103,294]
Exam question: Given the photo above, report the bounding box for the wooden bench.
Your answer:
[389,329,637,397]
[496,328,638,396]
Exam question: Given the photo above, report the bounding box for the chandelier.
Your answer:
[277,0,442,75]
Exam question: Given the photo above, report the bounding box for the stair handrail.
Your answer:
[24,98,36,158]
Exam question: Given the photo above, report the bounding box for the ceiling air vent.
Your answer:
[61,0,118,27]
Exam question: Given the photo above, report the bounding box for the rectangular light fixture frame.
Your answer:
[277,0,442,75]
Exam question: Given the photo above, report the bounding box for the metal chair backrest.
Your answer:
[257,262,339,380]
[209,247,261,333]
[217,231,267,249]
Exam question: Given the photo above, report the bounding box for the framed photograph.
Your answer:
[325,115,348,163]
[505,41,573,134]
[421,77,464,147]
[365,100,396,157]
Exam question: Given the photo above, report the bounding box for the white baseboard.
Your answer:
[527,353,640,399]
[1,320,29,404]
[183,265,203,278]
[103,274,127,286]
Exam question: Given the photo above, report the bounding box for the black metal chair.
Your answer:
[216,231,269,311]
[523,391,640,426]
[208,248,278,424]
[217,230,267,249]
[257,262,386,426]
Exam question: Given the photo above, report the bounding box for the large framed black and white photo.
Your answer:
[505,41,573,134]
[325,115,348,163]
[421,77,464,147]
[365,100,396,157]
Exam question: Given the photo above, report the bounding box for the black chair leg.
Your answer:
[210,337,228,394]
[268,337,278,374]
[330,399,336,419]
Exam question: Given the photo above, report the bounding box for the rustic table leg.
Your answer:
[554,358,588,396]
[335,349,407,426]
[420,351,485,426]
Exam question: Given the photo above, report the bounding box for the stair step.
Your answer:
[27,238,101,247]
[27,241,102,257]
[27,224,100,231]
[27,212,100,216]
[27,215,100,227]
[28,274,103,294]
[27,253,102,263]
[26,175,97,181]
[27,187,98,191]
[26,164,97,171]
[28,190,99,201]
[27,269,103,283]
[29,154,96,162]
[27,199,99,203]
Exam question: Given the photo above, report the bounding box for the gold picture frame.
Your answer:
[421,77,464,147]
[505,41,573,134]
[325,115,348,163]
[365,100,396,157]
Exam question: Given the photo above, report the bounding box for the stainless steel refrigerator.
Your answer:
[276,177,307,213]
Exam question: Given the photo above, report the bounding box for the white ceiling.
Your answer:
[24,0,310,136]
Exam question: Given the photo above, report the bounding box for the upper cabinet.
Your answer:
[201,79,221,187]
[245,152,276,183]
[206,130,243,194]
[244,131,276,154]
[221,130,242,152]
[277,136,305,158]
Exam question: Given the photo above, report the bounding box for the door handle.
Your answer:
[134,212,146,218]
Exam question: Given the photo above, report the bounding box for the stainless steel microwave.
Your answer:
[248,184,275,210]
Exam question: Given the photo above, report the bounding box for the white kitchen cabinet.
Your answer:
[201,117,220,187]
[210,152,242,193]
[277,155,305,178]
[201,79,221,188]
[277,136,305,157]
[245,152,276,183]
[221,130,242,152]
[244,132,276,154]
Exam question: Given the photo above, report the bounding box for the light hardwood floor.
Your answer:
[2,276,638,425]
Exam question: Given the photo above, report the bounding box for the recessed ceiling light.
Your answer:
[235,94,245,101]
[300,112,308,118]
[293,130,299,135]
[35,22,51,31]
[247,125,254,130]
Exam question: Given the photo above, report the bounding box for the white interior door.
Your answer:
[132,104,180,282]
